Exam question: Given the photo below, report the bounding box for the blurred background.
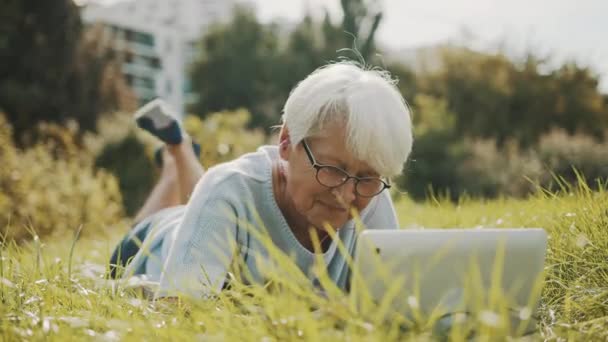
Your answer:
[1,0,607,240]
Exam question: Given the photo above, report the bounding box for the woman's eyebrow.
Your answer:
[316,153,347,168]
[315,153,379,176]
[312,149,342,163]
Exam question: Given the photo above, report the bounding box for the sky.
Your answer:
[254,0,608,92]
[94,0,608,92]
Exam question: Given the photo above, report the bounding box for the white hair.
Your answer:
[282,61,413,177]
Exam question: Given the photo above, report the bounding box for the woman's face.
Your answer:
[279,122,379,232]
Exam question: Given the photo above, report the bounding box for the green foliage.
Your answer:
[0,1,135,144]
[90,109,266,216]
[399,95,466,200]
[454,139,542,199]
[188,7,284,129]
[188,1,385,130]
[0,113,124,242]
[401,125,608,200]
[536,129,608,189]
[386,63,417,107]
[394,185,608,339]
[94,134,155,217]
[67,24,138,132]
[421,48,608,146]
[340,0,383,60]
[2,184,608,339]
[0,0,81,141]
[184,108,268,167]
[86,112,155,218]
[400,48,608,199]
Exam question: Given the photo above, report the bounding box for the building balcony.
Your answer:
[127,41,158,58]
[113,39,158,58]
[132,78,155,90]
[132,85,158,100]
[122,62,158,78]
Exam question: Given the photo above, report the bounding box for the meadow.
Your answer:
[1,180,607,341]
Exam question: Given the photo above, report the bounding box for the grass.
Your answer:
[1,182,608,341]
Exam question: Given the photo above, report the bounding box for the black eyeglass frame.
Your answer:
[300,139,391,198]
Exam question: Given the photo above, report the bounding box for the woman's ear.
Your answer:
[278,125,292,160]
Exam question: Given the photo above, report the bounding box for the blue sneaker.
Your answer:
[134,98,183,145]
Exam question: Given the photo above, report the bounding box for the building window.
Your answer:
[150,57,161,69]
[183,79,192,93]
[131,55,160,69]
[129,31,154,47]
[134,76,155,89]
[166,79,172,95]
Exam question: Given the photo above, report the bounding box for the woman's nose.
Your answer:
[332,178,357,206]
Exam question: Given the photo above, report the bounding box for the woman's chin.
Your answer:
[312,216,349,233]
[314,203,351,226]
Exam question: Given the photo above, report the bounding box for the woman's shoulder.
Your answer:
[197,145,278,191]
[359,190,399,229]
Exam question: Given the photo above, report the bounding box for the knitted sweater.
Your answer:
[123,145,399,298]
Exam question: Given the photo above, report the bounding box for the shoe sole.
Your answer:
[134,99,183,145]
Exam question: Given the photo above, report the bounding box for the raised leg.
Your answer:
[131,98,206,222]
[167,136,205,203]
[133,149,181,223]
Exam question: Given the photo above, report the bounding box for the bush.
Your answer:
[0,113,124,242]
[94,133,156,217]
[456,139,544,198]
[401,127,608,200]
[399,130,468,200]
[90,108,267,216]
[183,108,267,167]
[398,94,468,200]
[87,112,156,217]
[536,129,608,189]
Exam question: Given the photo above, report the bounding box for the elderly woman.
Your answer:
[109,62,413,298]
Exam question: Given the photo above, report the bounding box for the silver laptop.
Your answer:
[351,228,547,331]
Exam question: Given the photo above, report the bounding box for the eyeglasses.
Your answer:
[301,139,391,198]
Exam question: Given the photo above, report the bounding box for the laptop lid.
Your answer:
[351,228,548,322]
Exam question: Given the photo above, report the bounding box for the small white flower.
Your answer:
[407,296,419,309]
[575,234,590,248]
[479,310,500,327]
[59,316,89,328]
[453,313,468,323]
[0,277,15,288]
[519,307,532,320]
[102,330,120,342]
[217,143,230,155]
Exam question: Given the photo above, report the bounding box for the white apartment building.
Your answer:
[82,0,246,117]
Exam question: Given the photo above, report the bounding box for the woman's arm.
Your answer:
[156,173,239,299]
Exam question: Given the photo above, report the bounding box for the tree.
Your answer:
[340,0,382,61]
[0,0,135,144]
[0,0,82,142]
[422,48,608,146]
[386,62,417,106]
[188,7,284,129]
[67,24,137,135]
[188,1,387,130]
